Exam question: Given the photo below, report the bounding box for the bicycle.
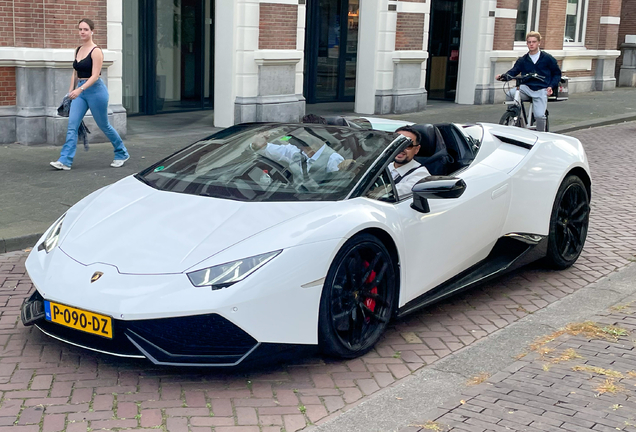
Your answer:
[497,72,551,131]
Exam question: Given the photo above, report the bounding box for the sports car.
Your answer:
[21,117,591,366]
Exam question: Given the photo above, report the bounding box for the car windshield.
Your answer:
[137,124,399,202]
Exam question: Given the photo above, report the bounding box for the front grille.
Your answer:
[25,289,259,365]
[126,314,258,358]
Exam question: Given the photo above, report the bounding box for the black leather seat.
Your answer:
[324,116,349,126]
[410,124,451,175]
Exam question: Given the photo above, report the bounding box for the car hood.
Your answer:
[60,176,328,274]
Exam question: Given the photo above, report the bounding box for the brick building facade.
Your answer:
[0,0,633,142]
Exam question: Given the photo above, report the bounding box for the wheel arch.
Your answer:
[566,166,592,201]
[356,227,401,312]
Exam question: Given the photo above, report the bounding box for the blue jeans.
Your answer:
[58,78,129,166]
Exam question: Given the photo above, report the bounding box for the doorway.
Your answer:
[122,0,215,115]
[426,0,463,101]
[304,0,359,104]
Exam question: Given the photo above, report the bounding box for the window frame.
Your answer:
[563,0,588,47]
[514,0,542,46]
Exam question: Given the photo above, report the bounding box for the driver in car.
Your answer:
[250,127,345,180]
[390,126,431,197]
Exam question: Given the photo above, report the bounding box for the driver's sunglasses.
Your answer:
[406,143,419,149]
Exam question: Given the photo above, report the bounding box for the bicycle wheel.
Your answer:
[499,110,518,127]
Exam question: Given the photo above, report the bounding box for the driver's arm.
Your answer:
[327,152,345,172]
[250,137,299,165]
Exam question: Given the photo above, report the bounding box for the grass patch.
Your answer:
[529,321,630,358]
[409,421,445,431]
[610,302,633,312]
[594,378,625,394]
[467,372,490,386]
[572,365,624,378]
[550,348,582,364]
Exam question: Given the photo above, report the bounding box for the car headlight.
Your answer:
[37,213,66,253]
[187,250,282,289]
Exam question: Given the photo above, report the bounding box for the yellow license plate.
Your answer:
[44,301,113,339]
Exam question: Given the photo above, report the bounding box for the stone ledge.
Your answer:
[0,233,42,254]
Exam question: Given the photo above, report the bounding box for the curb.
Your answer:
[552,113,636,133]
[1,233,43,254]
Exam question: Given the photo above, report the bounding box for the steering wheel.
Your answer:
[255,155,294,183]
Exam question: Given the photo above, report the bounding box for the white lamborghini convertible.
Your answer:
[22,118,591,366]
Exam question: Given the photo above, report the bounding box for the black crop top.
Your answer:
[73,46,101,79]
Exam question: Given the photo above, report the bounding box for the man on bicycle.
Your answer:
[496,31,561,132]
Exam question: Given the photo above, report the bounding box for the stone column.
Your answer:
[368,0,429,114]
[594,0,622,90]
[230,0,305,124]
[618,35,636,87]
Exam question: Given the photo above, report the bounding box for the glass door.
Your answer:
[426,0,463,101]
[122,0,214,115]
[304,0,358,103]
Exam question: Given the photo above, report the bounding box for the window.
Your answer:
[366,169,396,203]
[564,0,588,44]
[515,0,541,42]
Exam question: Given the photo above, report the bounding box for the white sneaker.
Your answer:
[110,156,130,168]
[50,161,71,171]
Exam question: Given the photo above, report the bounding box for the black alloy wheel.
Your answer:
[545,175,590,269]
[318,234,396,358]
[499,110,519,127]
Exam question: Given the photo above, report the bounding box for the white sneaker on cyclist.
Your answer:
[110,156,130,168]
[50,161,71,171]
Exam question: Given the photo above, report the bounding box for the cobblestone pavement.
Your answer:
[1,121,635,432]
[402,302,636,432]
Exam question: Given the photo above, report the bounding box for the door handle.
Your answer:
[491,184,508,200]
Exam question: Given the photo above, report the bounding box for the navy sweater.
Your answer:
[505,51,561,91]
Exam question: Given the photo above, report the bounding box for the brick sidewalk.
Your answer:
[1,122,636,432]
[403,302,636,432]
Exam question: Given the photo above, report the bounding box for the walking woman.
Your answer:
[50,18,130,170]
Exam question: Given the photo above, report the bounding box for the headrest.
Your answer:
[324,116,349,126]
[410,124,437,157]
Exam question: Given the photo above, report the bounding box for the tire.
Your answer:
[544,175,590,269]
[318,234,396,358]
[499,110,519,127]
[545,113,550,132]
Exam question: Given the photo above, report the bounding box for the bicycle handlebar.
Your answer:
[497,72,546,83]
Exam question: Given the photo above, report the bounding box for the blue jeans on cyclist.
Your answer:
[506,84,548,132]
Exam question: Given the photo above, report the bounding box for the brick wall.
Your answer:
[259,3,297,50]
[0,0,107,49]
[538,0,565,50]
[0,0,12,47]
[616,0,636,75]
[585,0,602,48]
[585,0,622,50]
[395,13,425,50]
[0,67,16,106]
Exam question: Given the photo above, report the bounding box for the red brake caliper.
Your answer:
[363,261,378,315]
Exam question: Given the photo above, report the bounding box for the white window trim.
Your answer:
[564,0,588,47]
[513,0,541,46]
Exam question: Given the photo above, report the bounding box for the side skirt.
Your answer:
[397,234,547,318]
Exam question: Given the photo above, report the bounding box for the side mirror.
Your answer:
[411,176,467,213]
